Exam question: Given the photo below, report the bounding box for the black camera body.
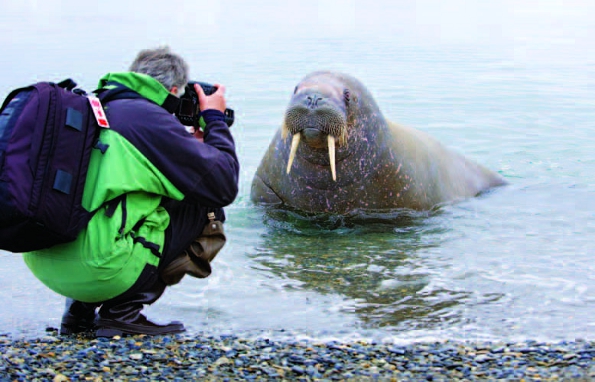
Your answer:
[175,81,234,128]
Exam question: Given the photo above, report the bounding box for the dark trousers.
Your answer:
[100,198,225,310]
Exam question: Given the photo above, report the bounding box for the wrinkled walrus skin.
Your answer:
[251,71,506,214]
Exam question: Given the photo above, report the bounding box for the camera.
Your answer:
[175,81,235,128]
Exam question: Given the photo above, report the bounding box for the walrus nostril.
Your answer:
[306,95,323,109]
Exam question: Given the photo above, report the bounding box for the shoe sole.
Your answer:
[95,321,186,337]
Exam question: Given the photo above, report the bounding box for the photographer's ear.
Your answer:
[170,86,181,97]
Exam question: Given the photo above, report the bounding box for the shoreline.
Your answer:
[2,332,595,381]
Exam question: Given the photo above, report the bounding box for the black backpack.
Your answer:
[0,79,109,252]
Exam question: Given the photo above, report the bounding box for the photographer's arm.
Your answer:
[185,83,239,205]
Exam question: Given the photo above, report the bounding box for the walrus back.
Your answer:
[384,121,506,209]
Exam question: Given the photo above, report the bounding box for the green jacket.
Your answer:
[23,72,239,302]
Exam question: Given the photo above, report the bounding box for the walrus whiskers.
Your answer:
[328,135,336,181]
[286,133,300,174]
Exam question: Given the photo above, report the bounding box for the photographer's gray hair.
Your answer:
[129,46,189,96]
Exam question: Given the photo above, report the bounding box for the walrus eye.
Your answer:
[343,89,350,103]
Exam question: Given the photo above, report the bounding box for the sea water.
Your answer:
[0,1,594,343]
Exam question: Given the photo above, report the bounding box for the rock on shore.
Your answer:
[2,332,595,381]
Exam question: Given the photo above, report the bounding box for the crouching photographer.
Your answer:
[23,46,239,337]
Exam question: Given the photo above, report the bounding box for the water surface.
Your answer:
[1,1,594,343]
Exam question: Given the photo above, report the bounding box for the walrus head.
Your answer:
[251,71,395,213]
[281,72,361,181]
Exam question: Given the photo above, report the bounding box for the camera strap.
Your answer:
[161,93,180,114]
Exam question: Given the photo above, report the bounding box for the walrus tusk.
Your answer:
[328,135,336,181]
[286,133,301,174]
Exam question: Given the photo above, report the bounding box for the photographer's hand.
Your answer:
[195,83,227,113]
[193,83,228,141]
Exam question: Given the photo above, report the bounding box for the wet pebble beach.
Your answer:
[2,332,595,381]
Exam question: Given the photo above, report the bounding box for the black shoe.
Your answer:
[60,299,99,335]
[96,315,185,337]
[96,281,185,337]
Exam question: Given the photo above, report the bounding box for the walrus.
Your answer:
[250,71,506,214]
